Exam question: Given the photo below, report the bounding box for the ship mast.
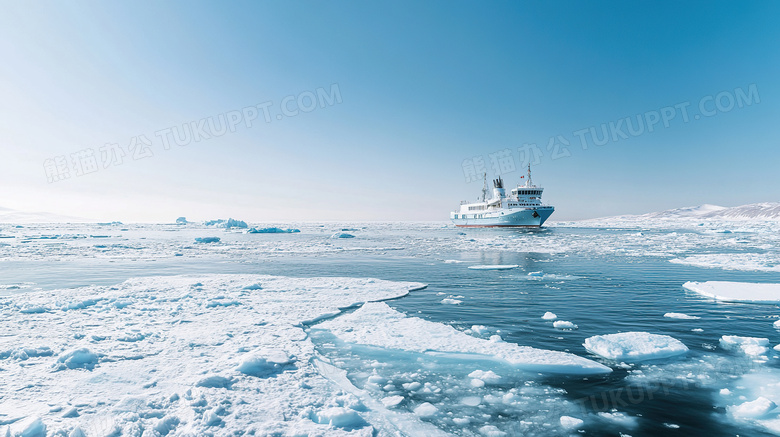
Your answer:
[481,172,487,202]
[525,164,533,187]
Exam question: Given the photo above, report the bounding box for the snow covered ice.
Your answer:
[0,274,425,436]
[684,281,780,302]
[583,332,688,362]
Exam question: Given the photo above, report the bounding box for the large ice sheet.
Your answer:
[583,332,688,362]
[316,302,611,375]
[0,274,425,436]
[683,281,780,302]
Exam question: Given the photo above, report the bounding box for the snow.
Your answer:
[664,312,700,320]
[683,281,780,302]
[0,274,425,436]
[541,312,557,320]
[316,302,612,375]
[553,320,578,330]
[583,332,688,362]
[467,265,518,270]
[720,336,770,357]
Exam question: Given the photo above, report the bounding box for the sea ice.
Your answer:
[316,302,611,374]
[413,402,438,418]
[467,265,519,270]
[664,312,700,320]
[774,320,780,329]
[441,298,462,305]
[541,312,557,320]
[331,232,355,239]
[729,397,778,419]
[719,336,770,357]
[560,415,584,429]
[194,236,220,244]
[683,281,780,302]
[583,332,688,362]
[0,274,425,436]
[553,321,578,330]
[248,227,300,233]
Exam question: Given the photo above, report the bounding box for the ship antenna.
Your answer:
[481,172,487,202]
[526,163,532,187]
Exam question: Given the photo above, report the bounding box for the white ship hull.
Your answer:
[451,206,554,228]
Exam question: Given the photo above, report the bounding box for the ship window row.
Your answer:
[516,190,541,195]
[468,205,487,211]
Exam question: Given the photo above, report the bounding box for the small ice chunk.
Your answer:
[470,378,485,388]
[452,417,470,426]
[774,320,780,329]
[597,411,638,428]
[583,332,688,361]
[719,336,770,356]
[461,396,482,406]
[471,325,489,335]
[553,320,578,330]
[331,232,355,239]
[774,344,780,352]
[195,374,233,389]
[14,416,47,437]
[560,415,584,429]
[247,227,300,234]
[403,381,422,391]
[441,298,462,305]
[413,402,438,418]
[314,407,363,427]
[728,397,778,419]
[56,348,99,370]
[541,312,557,320]
[664,312,700,320]
[468,370,501,384]
[663,423,680,429]
[236,350,292,377]
[381,396,404,408]
[720,388,732,396]
[527,271,543,277]
[691,328,704,332]
[479,425,507,437]
[194,237,220,244]
[467,265,518,270]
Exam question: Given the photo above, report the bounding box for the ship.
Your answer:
[450,164,554,228]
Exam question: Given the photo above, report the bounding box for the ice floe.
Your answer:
[583,332,688,362]
[719,336,770,357]
[541,311,557,320]
[683,281,780,302]
[316,302,611,374]
[0,274,425,436]
[663,312,700,320]
[467,265,519,270]
[553,320,578,330]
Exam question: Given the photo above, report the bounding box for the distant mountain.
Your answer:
[602,202,780,221]
[0,207,94,224]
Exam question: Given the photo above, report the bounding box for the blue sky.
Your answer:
[1,1,778,221]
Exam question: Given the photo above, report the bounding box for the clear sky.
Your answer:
[1,1,778,222]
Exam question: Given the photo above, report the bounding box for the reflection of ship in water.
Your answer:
[451,165,554,228]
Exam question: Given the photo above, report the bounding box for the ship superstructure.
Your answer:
[450,165,554,227]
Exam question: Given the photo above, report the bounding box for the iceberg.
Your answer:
[683,281,780,302]
[316,302,611,375]
[583,332,688,362]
